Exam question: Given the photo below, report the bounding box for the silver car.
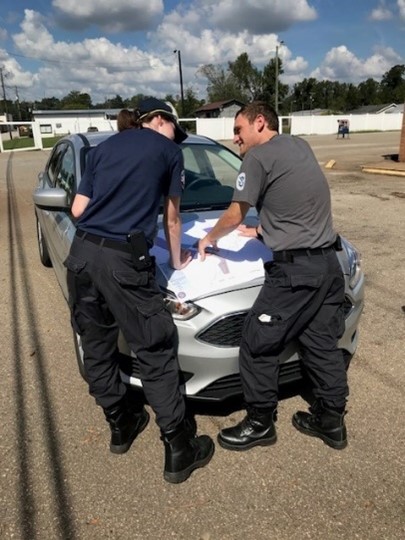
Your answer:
[33,131,364,401]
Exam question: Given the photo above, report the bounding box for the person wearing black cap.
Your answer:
[135,97,187,144]
[64,97,214,483]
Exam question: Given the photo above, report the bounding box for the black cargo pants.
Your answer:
[239,249,348,410]
[64,234,185,431]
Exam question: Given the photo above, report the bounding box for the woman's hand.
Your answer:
[237,224,258,238]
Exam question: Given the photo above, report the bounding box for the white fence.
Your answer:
[0,121,43,152]
[196,113,403,139]
[289,113,403,136]
[1,113,403,153]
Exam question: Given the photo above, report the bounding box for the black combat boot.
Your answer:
[217,407,277,451]
[292,399,347,450]
[183,413,197,438]
[161,421,214,484]
[103,399,150,455]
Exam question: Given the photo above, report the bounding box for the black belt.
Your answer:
[76,229,132,253]
[272,246,334,263]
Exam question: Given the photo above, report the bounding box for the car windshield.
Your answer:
[180,142,240,211]
[81,139,241,212]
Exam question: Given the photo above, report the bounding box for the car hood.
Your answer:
[152,210,271,302]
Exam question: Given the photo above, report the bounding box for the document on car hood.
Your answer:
[151,218,272,301]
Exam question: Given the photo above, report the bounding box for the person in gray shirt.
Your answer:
[198,101,348,451]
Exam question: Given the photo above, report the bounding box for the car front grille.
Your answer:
[197,296,355,348]
[195,360,304,401]
[196,312,247,347]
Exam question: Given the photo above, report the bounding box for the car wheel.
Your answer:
[73,330,87,381]
[36,216,52,267]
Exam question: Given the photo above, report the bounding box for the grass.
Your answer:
[42,136,63,148]
[2,136,63,150]
[3,137,37,150]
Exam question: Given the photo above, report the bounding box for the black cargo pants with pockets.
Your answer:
[64,234,185,431]
[239,249,348,410]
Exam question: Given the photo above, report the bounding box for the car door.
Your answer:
[49,143,77,297]
[37,141,69,265]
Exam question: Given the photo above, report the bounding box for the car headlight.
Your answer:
[344,240,362,290]
[163,294,200,321]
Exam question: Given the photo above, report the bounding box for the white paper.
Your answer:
[151,218,272,301]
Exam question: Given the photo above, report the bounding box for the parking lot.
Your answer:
[1,131,404,539]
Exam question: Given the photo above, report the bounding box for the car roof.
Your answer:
[61,131,218,148]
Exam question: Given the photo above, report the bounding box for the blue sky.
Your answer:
[0,0,403,104]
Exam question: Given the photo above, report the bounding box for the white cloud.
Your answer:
[5,3,404,103]
[398,0,405,20]
[11,10,179,100]
[204,0,317,33]
[369,1,393,20]
[0,48,36,91]
[370,0,405,21]
[2,7,335,101]
[52,0,164,32]
[0,28,8,41]
[369,7,393,21]
[310,45,401,82]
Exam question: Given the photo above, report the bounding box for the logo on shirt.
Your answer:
[236,173,246,191]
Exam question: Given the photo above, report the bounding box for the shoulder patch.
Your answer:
[236,172,246,191]
[180,170,185,189]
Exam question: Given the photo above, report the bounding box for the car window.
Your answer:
[55,145,76,205]
[80,146,96,178]
[180,143,241,211]
[47,142,68,186]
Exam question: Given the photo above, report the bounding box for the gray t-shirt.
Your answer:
[232,134,336,251]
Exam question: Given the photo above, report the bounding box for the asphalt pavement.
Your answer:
[1,132,404,540]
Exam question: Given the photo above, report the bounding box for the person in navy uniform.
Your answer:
[65,98,214,483]
[199,101,348,452]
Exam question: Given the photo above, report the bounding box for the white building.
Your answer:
[32,109,121,137]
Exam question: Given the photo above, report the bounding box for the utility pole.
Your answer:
[399,97,405,162]
[15,86,22,121]
[274,41,284,115]
[0,66,12,139]
[173,49,185,117]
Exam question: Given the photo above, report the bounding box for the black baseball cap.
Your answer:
[137,97,187,144]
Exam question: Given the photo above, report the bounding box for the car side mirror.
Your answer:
[33,187,70,210]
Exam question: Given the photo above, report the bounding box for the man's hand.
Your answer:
[198,235,218,262]
[237,224,257,237]
[197,201,251,261]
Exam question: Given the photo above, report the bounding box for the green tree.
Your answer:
[126,94,147,109]
[379,64,405,102]
[228,53,260,101]
[357,78,380,105]
[197,64,244,102]
[106,94,126,109]
[166,88,205,117]
[18,100,34,120]
[34,96,61,110]
[292,78,318,111]
[200,53,290,110]
[60,91,92,109]
[260,57,288,110]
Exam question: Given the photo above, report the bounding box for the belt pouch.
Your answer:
[127,231,152,270]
